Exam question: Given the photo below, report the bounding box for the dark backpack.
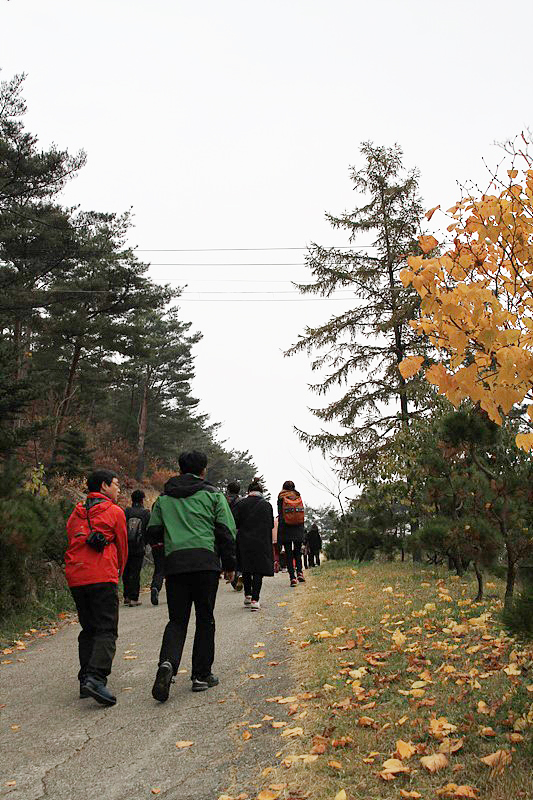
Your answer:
[127,515,144,550]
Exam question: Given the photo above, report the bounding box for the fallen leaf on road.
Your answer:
[277,696,298,704]
[255,642,265,647]
[251,652,266,659]
[242,731,252,740]
[123,655,137,660]
[5,782,16,788]
[436,785,478,798]
[249,724,262,729]
[400,792,422,798]
[175,741,194,748]
[248,674,265,679]
[271,721,286,728]
[328,760,342,769]
[268,661,280,666]
[357,716,374,727]
[334,791,347,800]
[277,602,287,607]
[10,725,20,732]
[281,726,304,737]
[151,790,161,795]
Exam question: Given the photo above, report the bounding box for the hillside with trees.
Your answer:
[0,73,259,619]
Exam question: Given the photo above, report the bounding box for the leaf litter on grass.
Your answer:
[247,562,533,800]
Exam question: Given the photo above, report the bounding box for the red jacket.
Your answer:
[65,493,128,588]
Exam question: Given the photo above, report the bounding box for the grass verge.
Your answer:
[0,563,154,649]
[255,561,533,800]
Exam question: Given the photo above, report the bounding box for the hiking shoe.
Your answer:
[150,587,159,606]
[152,661,173,703]
[232,575,244,592]
[192,674,219,692]
[250,600,261,611]
[290,578,298,587]
[244,595,252,606]
[81,677,116,707]
[297,572,306,583]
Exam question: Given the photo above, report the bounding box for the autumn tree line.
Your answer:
[0,74,258,617]
[289,140,533,634]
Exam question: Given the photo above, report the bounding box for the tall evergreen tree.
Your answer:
[287,143,429,481]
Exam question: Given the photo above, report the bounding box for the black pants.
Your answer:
[159,571,219,680]
[123,552,144,601]
[283,541,303,579]
[70,582,119,683]
[151,546,165,591]
[309,551,321,567]
[242,572,263,601]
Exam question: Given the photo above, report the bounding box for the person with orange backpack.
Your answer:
[277,480,305,587]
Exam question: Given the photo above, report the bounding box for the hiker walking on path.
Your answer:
[65,469,127,707]
[123,489,150,606]
[226,480,244,592]
[232,479,275,611]
[277,480,306,588]
[148,450,236,701]
[306,523,322,567]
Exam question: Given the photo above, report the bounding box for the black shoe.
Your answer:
[150,587,159,606]
[297,572,306,583]
[79,682,89,699]
[81,677,116,707]
[191,673,219,692]
[152,661,173,702]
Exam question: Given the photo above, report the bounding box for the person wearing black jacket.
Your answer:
[233,480,274,611]
[225,481,243,592]
[123,490,151,606]
[277,481,306,587]
[306,523,323,567]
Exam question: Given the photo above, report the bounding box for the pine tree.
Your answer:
[287,143,429,481]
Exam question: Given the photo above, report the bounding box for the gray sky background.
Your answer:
[2,0,531,506]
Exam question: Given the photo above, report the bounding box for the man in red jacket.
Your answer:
[65,469,128,706]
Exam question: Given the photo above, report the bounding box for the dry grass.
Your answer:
[256,560,533,800]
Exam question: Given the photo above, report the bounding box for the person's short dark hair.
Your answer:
[131,489,145,505]
[282,480,295,491]
[227,481,240,495]
[87,469,118,493]
[248,479,263,493]
[178,450,208,475]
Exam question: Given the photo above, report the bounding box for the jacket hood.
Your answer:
[73,492,113,520]
[163,473,215,499]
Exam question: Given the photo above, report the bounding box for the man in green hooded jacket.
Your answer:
[148,450,236,701]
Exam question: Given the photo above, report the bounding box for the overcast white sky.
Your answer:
[2,0,531,506]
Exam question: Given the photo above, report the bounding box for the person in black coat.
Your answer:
[123,490,151,606]
[225,481,244,592]
[232,479,274,611]
[306,523,322,567]
[277,480,306,587]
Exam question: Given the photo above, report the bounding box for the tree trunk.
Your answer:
[135,376,149,481]
[473,561,484,603]
[505,553,517,611]
[49,337,82,467]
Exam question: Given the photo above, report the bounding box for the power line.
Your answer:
[136,246,372,252]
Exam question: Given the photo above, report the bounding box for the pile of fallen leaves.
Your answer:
[238,562,533,800]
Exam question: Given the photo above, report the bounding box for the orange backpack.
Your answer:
[281,492,305,526]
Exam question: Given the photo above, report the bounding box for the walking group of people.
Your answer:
[64,451,322,708]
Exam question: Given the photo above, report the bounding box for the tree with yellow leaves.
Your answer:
[398,143,533,452]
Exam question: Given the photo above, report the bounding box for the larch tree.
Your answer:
[287,142,429,482]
